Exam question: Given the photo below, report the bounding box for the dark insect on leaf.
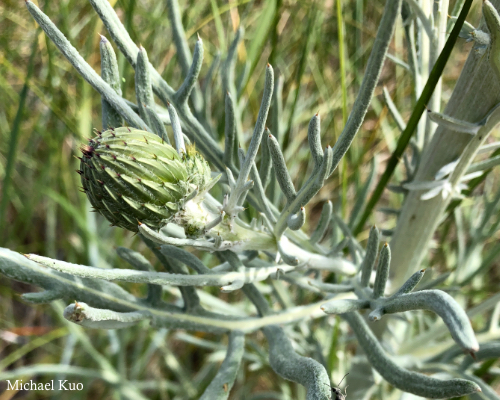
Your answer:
[326,373,348,400]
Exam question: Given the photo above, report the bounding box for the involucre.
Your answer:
[78,127,213,232]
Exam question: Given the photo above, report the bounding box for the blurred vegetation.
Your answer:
[0,0,499,398]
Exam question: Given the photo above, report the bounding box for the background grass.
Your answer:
[1,0,499,398]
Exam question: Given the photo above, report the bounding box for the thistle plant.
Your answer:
[1,0,500,399]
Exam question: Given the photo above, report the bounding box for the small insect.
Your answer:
[325,373,349,400]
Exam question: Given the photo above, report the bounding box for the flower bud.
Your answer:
[79,127,212,232]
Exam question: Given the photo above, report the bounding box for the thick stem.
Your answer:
[390,0,500,289]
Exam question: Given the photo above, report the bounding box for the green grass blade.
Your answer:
[337,0,349,215]
[283,3,319,150]
[353,0,474,236]
[0,34,38,244]
[237,0,277,98]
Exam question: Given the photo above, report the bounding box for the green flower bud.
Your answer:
[79,127,213,232]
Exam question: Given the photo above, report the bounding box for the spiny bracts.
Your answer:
[78,127,213,232]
